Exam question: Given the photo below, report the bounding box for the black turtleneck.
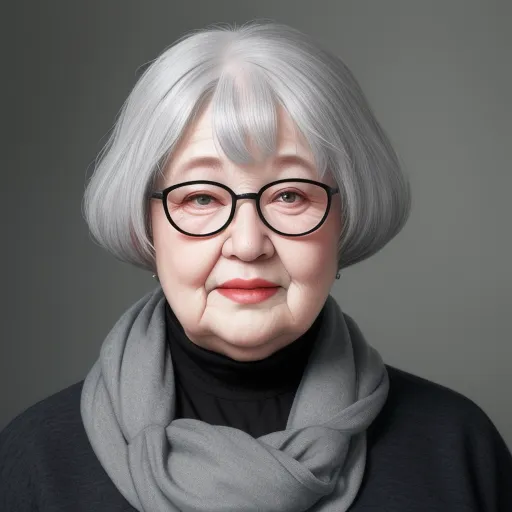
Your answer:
[165,301,324,438]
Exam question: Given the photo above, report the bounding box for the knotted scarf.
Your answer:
[81,286,389,511]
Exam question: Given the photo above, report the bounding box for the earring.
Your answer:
[336,271,341,280]
[152,274,159,282]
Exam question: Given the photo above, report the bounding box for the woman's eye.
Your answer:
[277,191,303,203]
[187,194,215,206]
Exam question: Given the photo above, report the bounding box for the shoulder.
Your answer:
[384,364,497,424]
[377,364,512,468]
[0,379,85,443]
[0,380,86,509]
[385,364,481,413]
[381,364,505,439]
[363,365,512,509]
[376,365,512,500]
[0,380,86,469]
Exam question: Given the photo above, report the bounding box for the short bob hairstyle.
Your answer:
[83,21,412,272]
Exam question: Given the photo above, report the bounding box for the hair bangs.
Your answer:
[210,63,279,166]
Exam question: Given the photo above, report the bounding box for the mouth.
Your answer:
[216,286,280,304]
[217,278,279,289]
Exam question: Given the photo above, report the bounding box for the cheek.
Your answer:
[280,238,337,283]
[279,221,339,317]
[152,207,219,288]
[278,216,340,284]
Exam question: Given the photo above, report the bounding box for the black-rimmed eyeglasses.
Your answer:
[151,178,339,237]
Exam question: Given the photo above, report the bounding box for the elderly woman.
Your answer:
[1,21,511,512]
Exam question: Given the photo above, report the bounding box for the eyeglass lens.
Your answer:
[165,181,329,235]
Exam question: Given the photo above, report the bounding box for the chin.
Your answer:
[213,327,292,360]
[218,341,281,362]
[217,328,274,347]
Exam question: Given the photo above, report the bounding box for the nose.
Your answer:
[221,199,274,262]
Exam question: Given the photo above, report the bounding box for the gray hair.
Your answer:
[82,20,412,272]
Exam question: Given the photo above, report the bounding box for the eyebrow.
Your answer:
[173,154,317,176]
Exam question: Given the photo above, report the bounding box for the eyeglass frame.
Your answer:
[150,178,340,237]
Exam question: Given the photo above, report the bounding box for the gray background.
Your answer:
[2,0,511,450]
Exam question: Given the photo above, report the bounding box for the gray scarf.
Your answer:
[81,286,389,511]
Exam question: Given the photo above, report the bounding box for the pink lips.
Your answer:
[216,278,280,304]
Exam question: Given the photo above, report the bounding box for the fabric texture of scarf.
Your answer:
[81,286,389,511]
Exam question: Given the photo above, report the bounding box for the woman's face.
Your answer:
[151,103,341,361]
